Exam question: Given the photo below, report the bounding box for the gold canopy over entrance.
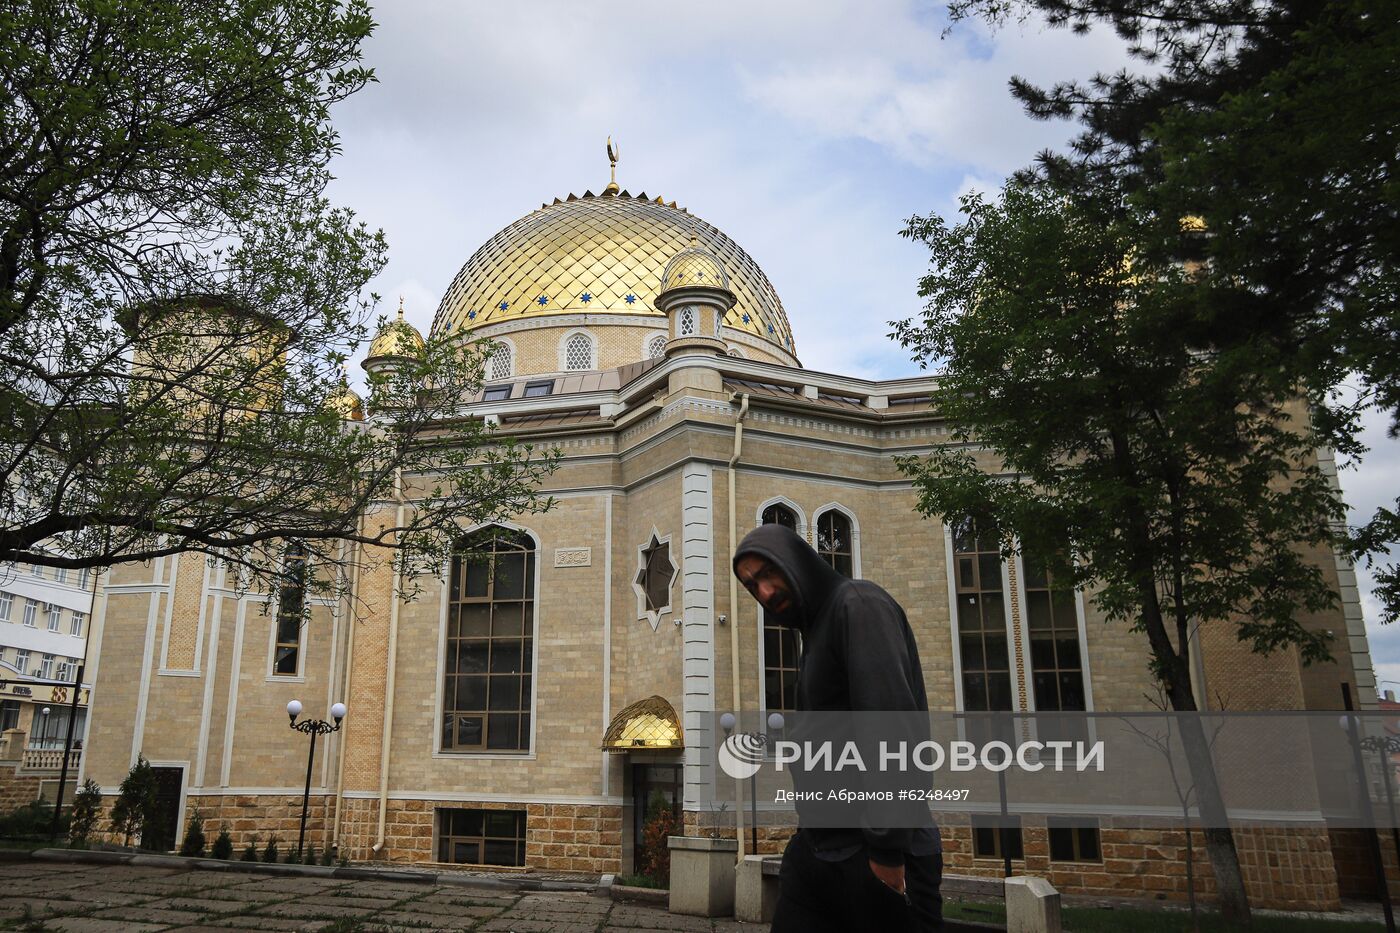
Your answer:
[601,695,683,752]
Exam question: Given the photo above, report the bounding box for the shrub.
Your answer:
[0,800,58,840]
[179,809,206,857]
[241,838,259,862]
[639,789,678,887]
[211,827,233,860]
[109,754,158,847]
[68,779,102,846]
[304,844,316,865]
[320,846,335,866]
[262,837,279,863]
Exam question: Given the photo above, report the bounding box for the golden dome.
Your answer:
[601,695,684,752]
[661,244,730,293]
[432,191,795,357]
[325,370,364,421]
[367,301,425,359]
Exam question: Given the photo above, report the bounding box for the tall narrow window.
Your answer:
[679,307,696,336]
[273,542,307,676]
[16,649,31,674]
[22,598,37,627]
[816,511,853,578]
[30,564,43,579]
[39,654,54,679]
[54,567,68,584]
[952,518,1012,711]
[761,504,800,713]
[1023,556,1086,711]
[444,527,535,752]
[70,611,85,637]
[46,603,61,632]
[0,592,12,622]
[77,568,90,589]
[488,342,513,381]
[564,332,594,371]
[57,659,73,682]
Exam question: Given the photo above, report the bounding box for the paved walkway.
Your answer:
[0,861,769,932]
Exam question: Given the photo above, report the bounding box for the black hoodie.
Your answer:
[734,523,941,865]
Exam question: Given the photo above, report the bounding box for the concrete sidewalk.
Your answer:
[0,858,769,932]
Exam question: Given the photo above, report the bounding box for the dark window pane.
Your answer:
[974,826,995,857]
[457,676,487,711]
[1051,588,1077,619]
[1049,826,1074,861]
[459,641,489,674]
[491,602,523,637]
[833,553,852,578]
[957,594,981,632]
[1055,637,1081,669]
[1030,636,1056,670]
[958,557,974,590]
[1033,672,1058,710]
[487,713,520,750]
[1058,672,1087,711]
[984,634,1009,670]
[981,592,1005,625]
[465,559,489,597]
[461,604,490,638]
[782,680,797,711]
[959,634,985,671]
[988,673,1013,711]
[466,810,484,836]
[494,554,525,599]
[483,838,517,866]
[274,647,297,675]
[276,613,300,644]
[442,713,454,750]
[963,673,988,711]
[488,675,521,712]
[1078,828,1100,860]
[453,841,476,863]
[457,716,483,747]
[978,554,1000,588]
[764,628,780,661]
[485,811,517,836]
[1026,592,1052,631]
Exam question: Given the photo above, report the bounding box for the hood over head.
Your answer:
[733,523,843,632]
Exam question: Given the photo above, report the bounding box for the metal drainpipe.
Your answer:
[372,469,407,854]
[728,392,749,860]
[330,525,363,852]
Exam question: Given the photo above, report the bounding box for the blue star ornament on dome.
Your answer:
[467,310,476,320]
[580,292,592,303]
[624,294,637,304]
[767,323,775,334]
[498,300,509,311]
[741,312,751,324]
[536,295,549,306]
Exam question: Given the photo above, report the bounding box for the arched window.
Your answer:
[648,334,668,359]
[761,503,799,712]
[816,510,853,578]
[678,307,696,336]
[951,517,1011,712]
[564,332,594,371]
[487,341,513,381]
[444,527,535,752]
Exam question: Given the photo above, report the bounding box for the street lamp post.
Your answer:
[287,700,346,861]
[720,711,784,857]
[39,706,50,749]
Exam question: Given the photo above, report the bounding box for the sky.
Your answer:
[322,0,1399,692]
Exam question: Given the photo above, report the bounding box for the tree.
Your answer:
[109,754,159,847]
[68,778,102,846]
[941,0,1400,618]
[179,808,206,857]
[893,181,1348,925]
[0,0,556,595]
[211,826,234,860]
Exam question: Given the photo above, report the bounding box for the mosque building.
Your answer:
[74,153,1381,910]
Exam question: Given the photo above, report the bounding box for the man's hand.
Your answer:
[869,859,906,895]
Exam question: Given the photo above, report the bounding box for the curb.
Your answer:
[29,848,600,893]
[610,883,668,906]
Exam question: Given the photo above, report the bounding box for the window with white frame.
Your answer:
[487,341,513,381]
[46,603,61,632]
[0,592,12,622]
[951,517,1012,712]
[70,611,85,637]
[22,598,37,627]
[678,307,696,336]
[57,658,73,682]
[761,504,801,713]
[648,334,667,359]
[816,511,854,578]
[564,332,594,371]
[39,654,53,679]
[272,542,307,676]
[30,564,43,579]
[54,567,68,584]
[15,649,30,674]
[77,568,90,589]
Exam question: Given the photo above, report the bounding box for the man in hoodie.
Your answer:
[734,522,942,932]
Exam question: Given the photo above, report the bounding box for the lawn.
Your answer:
[944,900,1387,932]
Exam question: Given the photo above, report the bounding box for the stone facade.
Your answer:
[71,185,1383,915]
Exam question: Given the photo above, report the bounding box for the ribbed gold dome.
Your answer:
[432,191,795,357]
[368,303,425,359]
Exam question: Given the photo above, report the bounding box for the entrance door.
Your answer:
[631,763,682,872]
[146,767,183,852]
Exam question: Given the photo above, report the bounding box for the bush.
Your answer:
[262,837,279,863]
[304,844,316,865]
[639,789,678,887]
[0,800,62,840]
[320,846,335,866]
[109,754,158,847]
[68,779,102,846]
[211,827,233,860]
[241,838,259,862]
[179,809,206,857]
